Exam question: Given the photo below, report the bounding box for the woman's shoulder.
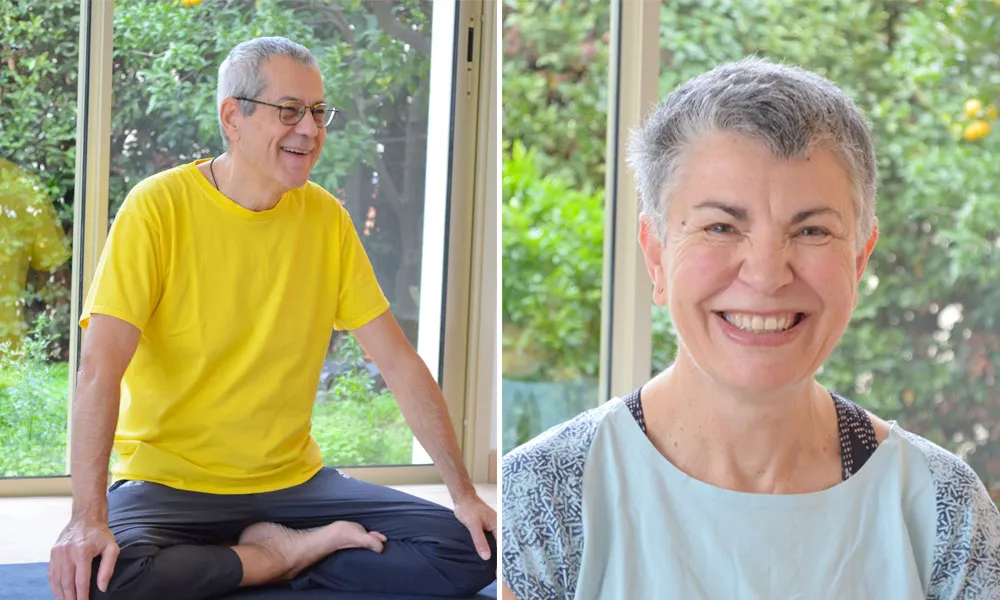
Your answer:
[893,426,994,504]
[502,398,623,487]
[893,428,1000,597]
[501,398,624,600]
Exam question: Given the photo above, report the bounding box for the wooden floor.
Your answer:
[0,484,496,565]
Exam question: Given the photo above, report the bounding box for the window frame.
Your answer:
[600,0,661,402]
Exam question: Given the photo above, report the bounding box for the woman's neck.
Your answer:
[641,352,842,494]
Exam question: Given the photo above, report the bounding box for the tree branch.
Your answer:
[360,93,388,113]
[325,3,357,46]
[363,0,431,55]
[341,96,403,205]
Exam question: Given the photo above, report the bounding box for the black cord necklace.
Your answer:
[209,155,220,191]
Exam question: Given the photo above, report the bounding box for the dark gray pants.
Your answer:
[90,468,496,599]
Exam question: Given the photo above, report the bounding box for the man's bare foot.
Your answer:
[238,521,387,580]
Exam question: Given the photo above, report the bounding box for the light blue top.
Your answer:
[502,398,1000,599]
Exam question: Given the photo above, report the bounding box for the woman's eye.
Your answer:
[706,223,737,235]
[797,226,830,238]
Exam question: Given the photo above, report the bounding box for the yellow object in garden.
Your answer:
[986,104,999,121]
[963,98,983,118]
[181,0,203,6]
[963,120,992,142]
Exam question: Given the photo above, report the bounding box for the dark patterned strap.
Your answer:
[624,388,646,434]
[624,388,878,481]
[833,394,879,480]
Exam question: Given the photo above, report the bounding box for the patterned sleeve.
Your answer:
[501,403,613,600]
[904,432,1000,599]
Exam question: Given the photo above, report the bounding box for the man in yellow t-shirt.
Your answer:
[48,37,496,600]
[0,158,70,349]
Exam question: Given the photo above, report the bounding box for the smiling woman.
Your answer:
[501,59,1000,599]
[641,130,877,393]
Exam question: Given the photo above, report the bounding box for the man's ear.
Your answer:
[638,213,668,306]
[219,97,242,145]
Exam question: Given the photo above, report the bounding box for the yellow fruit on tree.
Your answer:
[963,120,992,142]
[987,104,999,121]
[964,98,983,118]
[181,0,203,6]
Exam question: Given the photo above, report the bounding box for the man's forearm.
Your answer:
[383,358,477,501]
[69,374,120,521]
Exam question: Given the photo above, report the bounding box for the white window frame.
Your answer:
[600,0,661,402]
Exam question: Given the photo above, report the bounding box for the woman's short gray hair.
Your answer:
[627,57,877,249]
[216,37,319,148]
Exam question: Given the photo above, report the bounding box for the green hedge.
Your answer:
[0,325,411,477]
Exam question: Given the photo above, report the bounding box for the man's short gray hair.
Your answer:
[627,57,877,249]
[217,37,319,148]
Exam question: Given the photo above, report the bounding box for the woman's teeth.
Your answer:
[721,312,801,333]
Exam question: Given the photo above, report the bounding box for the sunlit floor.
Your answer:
[0,484,496,565]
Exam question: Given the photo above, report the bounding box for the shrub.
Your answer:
[0,316,69,477]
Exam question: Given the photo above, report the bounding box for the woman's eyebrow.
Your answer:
[790,207,843,225]
[693,201,843,225]
[693,200,748,221]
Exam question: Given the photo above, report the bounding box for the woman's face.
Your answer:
[640,131,878,393]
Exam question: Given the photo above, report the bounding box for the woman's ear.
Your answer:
[639,213,668,305]
[856,217,879,283]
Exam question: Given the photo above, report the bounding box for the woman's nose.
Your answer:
[737,235,794,295]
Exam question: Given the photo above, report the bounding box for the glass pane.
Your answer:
[108,0,455,467]
[501,0,610,454]
[653,0,999,500]
[0,1,78,478]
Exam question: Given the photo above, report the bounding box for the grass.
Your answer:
[0,360,70,477]
[313,388,414,466]
[1,359,413,477]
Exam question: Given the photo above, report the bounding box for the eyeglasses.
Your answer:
[234,97,339,128]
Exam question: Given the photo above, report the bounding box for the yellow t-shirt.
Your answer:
[0,159,71,347]
[81,159,390,494]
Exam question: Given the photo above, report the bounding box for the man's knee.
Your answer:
[88,544,242,600]
[88,555,151,600]
[436,531,497,597]
[468,532,498,593]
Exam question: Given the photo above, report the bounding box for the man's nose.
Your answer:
[295,112,321,137]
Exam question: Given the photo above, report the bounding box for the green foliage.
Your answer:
[0,325,409,474]
[501,0,610,192]
[312,332,412,466]
[502,141,604,380]
[503,0,1000,497]
[0,316,69,477]
[0,1,80,354]
[331,332,369,366]
[314,370,411,467]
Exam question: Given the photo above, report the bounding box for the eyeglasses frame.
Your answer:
[233,96,340,128]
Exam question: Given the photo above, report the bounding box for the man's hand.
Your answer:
[48,517,120,600]
[453,495,497,561]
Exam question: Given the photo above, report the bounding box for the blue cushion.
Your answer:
[0,563,497,599]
